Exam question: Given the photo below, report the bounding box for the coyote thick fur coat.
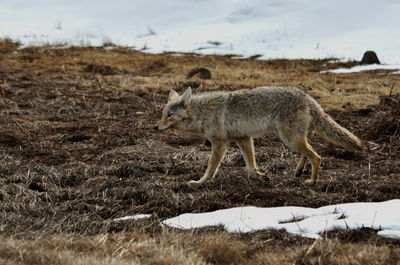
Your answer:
[154,86,362,185]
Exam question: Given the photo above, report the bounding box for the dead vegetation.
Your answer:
[0,39,399,264]
[0,38,20,54]
[0,230,399,265]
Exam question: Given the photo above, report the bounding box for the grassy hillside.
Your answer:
[0,39,399,264]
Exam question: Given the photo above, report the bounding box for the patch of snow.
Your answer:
[323,64,400,74]
[378,230,400,239]
[163,200,400,239]
[113,214,152,222]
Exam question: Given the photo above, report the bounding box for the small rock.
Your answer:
[84,64,120,75]
[186,67,212,79]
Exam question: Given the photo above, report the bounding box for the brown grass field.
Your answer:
[0,38,399,264]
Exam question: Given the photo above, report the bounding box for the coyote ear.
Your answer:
[182,87,192,106]
[168,89,179,102]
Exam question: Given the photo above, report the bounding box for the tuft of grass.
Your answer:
[292,239,400,265]
[0,37,21,53]
[198,233,248,265]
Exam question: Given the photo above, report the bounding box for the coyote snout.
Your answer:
[154,118,169,131]
[155,86,362,186]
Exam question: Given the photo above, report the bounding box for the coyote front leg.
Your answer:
[188,140,227,185]
[234,137,265,178]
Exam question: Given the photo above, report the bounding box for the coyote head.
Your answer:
[154,87,192,131]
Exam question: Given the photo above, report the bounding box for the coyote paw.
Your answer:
[304,179,316,186]
[249,171,270,181]
[256,171,265,177]
[257,171,271,181]
[248,169,265,177]
[187,180,202,186]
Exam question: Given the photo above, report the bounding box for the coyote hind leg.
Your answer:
[294,155,307,177]
[276,116,320,185]
[296,138,321,185]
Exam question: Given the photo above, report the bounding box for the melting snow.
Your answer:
[113,214,152,222]
[323,64,400,74]
[162,200,400,239]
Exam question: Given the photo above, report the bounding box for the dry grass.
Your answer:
[0,231,399,265]
[0,39,399,264]
[0,37,20,54]
[2,41,398,110]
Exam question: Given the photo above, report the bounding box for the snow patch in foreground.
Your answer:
[323,64,400,74]
[162,200,400,239]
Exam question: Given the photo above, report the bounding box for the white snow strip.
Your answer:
[377,230,400,239]
[163,200,400,239]
[323,64,400,74]
[113,214,152,222]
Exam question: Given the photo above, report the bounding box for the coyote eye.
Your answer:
[166,113,172,118]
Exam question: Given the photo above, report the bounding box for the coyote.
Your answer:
[154,86,362,185]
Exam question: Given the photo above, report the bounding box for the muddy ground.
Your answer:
[0,40,399,264]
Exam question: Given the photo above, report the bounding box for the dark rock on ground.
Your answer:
[361,51,380,65]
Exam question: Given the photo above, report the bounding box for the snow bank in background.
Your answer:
[163,200,400,239]
[378,230,400,239]
[324,64,400,74]
[1,0,400,63]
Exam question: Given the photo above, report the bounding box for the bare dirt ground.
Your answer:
[0,39,399,264]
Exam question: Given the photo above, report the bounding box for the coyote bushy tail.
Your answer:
[310,105,363,151]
